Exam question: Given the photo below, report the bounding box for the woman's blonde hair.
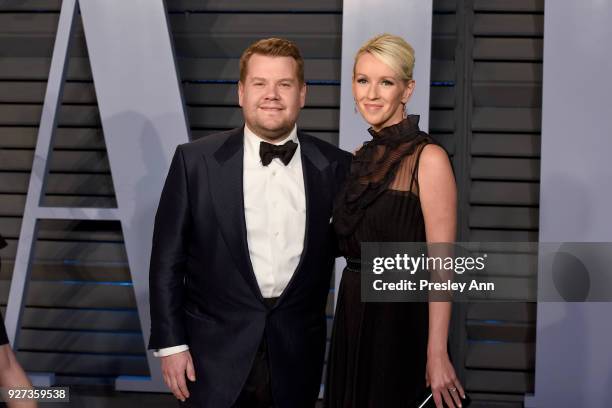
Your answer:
[353,34,415,82]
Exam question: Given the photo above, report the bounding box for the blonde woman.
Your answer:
[325,34,465,408]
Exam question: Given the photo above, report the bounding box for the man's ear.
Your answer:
[300,82,307,108]
[238,81,244,107]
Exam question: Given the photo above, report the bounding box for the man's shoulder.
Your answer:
[298,131,351,162]
[177,128,242,158]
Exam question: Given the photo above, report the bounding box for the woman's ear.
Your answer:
[402,80,416,104]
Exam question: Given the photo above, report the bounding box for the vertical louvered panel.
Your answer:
[455,1,542,405]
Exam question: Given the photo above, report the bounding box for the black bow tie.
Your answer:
[259,140,298,166]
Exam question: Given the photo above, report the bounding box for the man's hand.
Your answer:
[161,350,196,402]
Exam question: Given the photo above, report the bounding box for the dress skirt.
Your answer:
[324,268,429,408]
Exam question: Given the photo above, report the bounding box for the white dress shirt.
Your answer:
[155,124,306,357]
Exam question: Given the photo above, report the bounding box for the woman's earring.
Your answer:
[354,101,358,114]
[401,102,407,119]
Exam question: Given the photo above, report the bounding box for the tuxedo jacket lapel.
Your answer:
[208,128,264,303]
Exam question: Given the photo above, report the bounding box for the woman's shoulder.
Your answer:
[419,143,449,162]
[415,142,454,182]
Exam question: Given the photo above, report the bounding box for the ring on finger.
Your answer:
[449,387,457,392]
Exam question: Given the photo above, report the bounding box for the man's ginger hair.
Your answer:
[239,37,305,84]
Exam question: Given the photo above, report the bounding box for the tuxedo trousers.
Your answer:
[180,297,278,408]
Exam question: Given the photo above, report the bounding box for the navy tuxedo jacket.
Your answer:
[148,127,352,407]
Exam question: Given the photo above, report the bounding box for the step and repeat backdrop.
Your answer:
[0,1,546,406]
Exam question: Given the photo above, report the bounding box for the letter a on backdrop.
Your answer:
[4,0,190,392]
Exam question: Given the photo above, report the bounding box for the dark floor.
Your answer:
[0,385,325,407]
[0,385,174,408]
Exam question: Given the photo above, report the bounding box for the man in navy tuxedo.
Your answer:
[148,38,351,407]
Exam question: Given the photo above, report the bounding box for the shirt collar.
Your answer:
[244,123,299,164]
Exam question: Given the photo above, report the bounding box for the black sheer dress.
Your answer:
[325,115,437,407]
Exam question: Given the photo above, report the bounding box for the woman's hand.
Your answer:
[426,351,465,408]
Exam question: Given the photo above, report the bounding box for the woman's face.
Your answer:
[352,52,414,131]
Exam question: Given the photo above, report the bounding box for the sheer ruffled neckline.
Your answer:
[367,115,421,142]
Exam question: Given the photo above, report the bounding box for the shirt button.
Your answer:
[271,171,277,176]
[274,232,279,237]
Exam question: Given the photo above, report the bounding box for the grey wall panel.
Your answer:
[0,195,116,216]
[430,87,455,108]
[0,104,102,126]
[469,230,539,242]
[466,370,534,394]
[0,0,62,11]
[1,261,129,281]
[0,151,110,173]
[472,133,541,157]
[0,57,92,80]
[18,330,145,354]
[0,307,140,331]
[173,35,341,58]
[168,14,341,34]
[473,14,543,37]
[0,173,115,195]
[472,108,541,132]
[470,181,539,205]
[429,110,455,132]
[0,128,106,149]
[166,0,343,12]
[0,13,82,33]
[464,399,522,408]
[467,321,535,342]
[15,352,147,377]
[473,38,543,61]
[0,82,97,104]
[528,0,612,406]
[432,61,456,82]
[473,0,543,12]
[471,158,540,181]
[0,35,89,57]
[473,62,542,82]
[466,343,535,370]
[473,253,537,278]
[0,220,121,243]
[468,303,536,323]
[1,281,133,308]
[473,83,542,108]
[469,206,539,229]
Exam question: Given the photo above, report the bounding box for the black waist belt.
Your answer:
[345,257,361,272]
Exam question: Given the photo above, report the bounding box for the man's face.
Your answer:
[238,54,306,142]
